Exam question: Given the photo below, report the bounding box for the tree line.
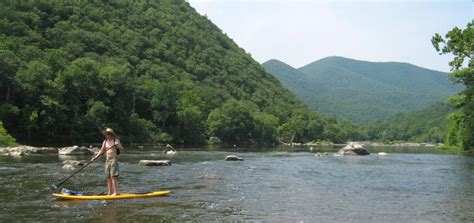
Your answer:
[1,0,469,150]
[361,103,453,143]
[0,0,356,147]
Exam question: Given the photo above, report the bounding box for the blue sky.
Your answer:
[188,0,472,72]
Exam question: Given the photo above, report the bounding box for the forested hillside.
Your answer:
[0,0,355,146]
[361,102,454,143]
[263,57,460,124]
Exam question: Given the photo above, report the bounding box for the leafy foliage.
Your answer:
[0,0,352,146]
[432,22,474,150]
[0,121,17,147]
[207,100,256,145]
[361,103,454,143]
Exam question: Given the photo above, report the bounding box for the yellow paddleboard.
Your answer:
[53,191,171,200]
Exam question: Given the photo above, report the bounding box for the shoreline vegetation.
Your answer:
[0,1,470,152]
[0,141,447,156]
[281,141,443,147]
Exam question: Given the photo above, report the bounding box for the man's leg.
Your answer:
[110,176,119,195]
[107,177,113,195]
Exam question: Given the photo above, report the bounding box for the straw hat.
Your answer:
[101,128,116,137]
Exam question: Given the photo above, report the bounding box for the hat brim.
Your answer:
[101,131,116,137]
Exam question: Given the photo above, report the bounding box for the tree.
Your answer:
[277,114,305,143]
[432,21,474,150]
[253,112,278,146]
[0,121,17,147]
[176,90,206,144]
[207,100,255,145]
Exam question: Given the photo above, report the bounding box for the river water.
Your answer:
[1,146,474,222]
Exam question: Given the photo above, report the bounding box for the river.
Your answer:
[1,146,474,222]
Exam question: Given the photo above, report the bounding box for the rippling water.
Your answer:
[1,146,474,222]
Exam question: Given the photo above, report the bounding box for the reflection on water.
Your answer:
[1,146,474,222]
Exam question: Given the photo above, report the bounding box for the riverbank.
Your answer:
[0,141,444,154]
[281,141,442,148]
[1,139,459,160]
[0,146,56,156]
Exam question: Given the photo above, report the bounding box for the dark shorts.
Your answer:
[105,158,119,178]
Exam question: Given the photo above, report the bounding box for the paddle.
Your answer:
[50,144,118,191]
[50,161,95,190]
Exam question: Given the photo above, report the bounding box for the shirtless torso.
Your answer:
[103,138,121,159]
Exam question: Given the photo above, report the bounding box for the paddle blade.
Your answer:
[49,183,60,191]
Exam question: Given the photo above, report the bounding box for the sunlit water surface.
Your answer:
[1,146,474,222]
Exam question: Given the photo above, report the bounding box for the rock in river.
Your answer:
[225,155,244,161]
[62,164,76,171]
[139,160,172,166]
[0,146,56,156]
[337,142,370,155]
[58,146,93,155]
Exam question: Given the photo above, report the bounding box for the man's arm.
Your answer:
[91,142,106,161]
[115,139,124,151]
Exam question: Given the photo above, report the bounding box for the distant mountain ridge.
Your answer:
[263,56,460,124]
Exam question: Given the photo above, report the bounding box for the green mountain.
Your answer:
[263,56,460,124]
[362,102,455,143]
[0,0,351,146]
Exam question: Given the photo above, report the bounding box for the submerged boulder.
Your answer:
[139,160,171,166]
[62,164,76,171]
[62,160,87,166]
[9,151,25,157]
[198,174,221,180]
[338,142,370,155]
[314,152,331,157]
[61,160,88,171]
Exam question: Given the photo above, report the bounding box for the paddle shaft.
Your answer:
[52,144,118,189]
[53,161,93,188]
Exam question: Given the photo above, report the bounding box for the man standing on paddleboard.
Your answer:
[91,128,124,196]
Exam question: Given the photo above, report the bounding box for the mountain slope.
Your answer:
[0,0,348,145]
[362,102,455,143]
[261,59,310,94]
[263,56,460,124]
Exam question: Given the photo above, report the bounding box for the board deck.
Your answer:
[53,190,171,200]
